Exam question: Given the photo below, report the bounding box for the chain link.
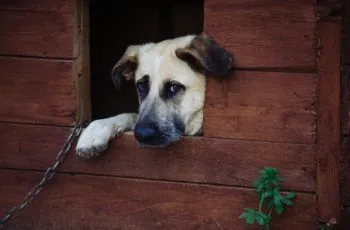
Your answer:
[0,123,84,229]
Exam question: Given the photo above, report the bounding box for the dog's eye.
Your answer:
[165,81,185,99]
[136,76,150,100]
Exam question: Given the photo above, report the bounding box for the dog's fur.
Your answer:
[76,34,233,158]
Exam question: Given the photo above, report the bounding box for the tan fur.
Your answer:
[76,34,232,158]
[134,35,205,135]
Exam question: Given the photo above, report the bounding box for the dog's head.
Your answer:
[111,34,233,147]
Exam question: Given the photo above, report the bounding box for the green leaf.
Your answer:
[273,192,285,214]
[275,203,284,214]
[263,190,273,198]
[272,186,281,194]
[245,214,255,224]
[255,213,265,226]
[239,211,255,225]
[285,191,296,200]
[283,200,294,206]
[282,191,296,206]
[239,208,258,224]
[267,199,274,210]
[282,199,294,206]
[260,168,281,182]
[274,201,283,214]
[239,212,249,219]
[241,167,297,228]
[240,208,272,226]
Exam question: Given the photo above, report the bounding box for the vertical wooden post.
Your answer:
[316,18,341,223]
[73,0,91,123]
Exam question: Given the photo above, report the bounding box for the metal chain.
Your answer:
[0,123,84,229]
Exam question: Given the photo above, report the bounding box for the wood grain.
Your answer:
[0,170,316,230]
[0,123,316,192]
[73,0,91,123]
[316,19,341,223]
[204,71,316,144]
[0,0,72,11]
[0,0,73,58]
[204,0,316,69]
[0,57,75,125]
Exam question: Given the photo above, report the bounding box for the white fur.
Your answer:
[76,113,137,158]
[76,35,208,158]
[154,55,163,73]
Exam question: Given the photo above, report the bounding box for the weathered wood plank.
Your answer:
[204,71,316,144]
[316,19,341,223]
[0,170,317,230]
[0,0,72,11]
[0,57,75,125]
[0,123,316,192]
[204,0,316,69]
[0,0,73,58]
[73,0,91,123]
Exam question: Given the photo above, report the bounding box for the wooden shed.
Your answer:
[0,0,348,229]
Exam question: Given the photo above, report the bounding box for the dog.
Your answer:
[76,33,233,158]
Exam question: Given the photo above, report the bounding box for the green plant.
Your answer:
[318,218,337,230]
[319,224,333,230]
[239,167,296,230]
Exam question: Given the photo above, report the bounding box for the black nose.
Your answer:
[134,124,157,144]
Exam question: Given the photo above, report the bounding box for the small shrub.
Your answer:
[239,167,296,230]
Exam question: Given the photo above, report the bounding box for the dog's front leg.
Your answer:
[76,113,137,158]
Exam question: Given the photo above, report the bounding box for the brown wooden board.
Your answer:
[0,0,73,58]
[316,19,341,223]
[73,0,91,123]
[0,57,75,125]
[204,71,316,144]
[0,123,315,192]
[0,170,316,230]
[204,0,316,69]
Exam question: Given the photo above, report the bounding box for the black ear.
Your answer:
[111,45,140,91]
[175,33,233,77]
[111,57,137,91]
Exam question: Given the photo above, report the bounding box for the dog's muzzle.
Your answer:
[134,123,158,145]
[133,118,184,147]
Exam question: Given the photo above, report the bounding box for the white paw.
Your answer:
[76,120,122,159]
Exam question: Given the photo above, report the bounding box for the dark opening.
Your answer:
[89,1,204,119]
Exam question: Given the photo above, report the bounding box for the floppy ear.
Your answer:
[111,45,141,91]
[175,33,233,77]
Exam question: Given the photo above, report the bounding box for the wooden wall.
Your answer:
[0,1,76,125]
[0,0,342,229]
